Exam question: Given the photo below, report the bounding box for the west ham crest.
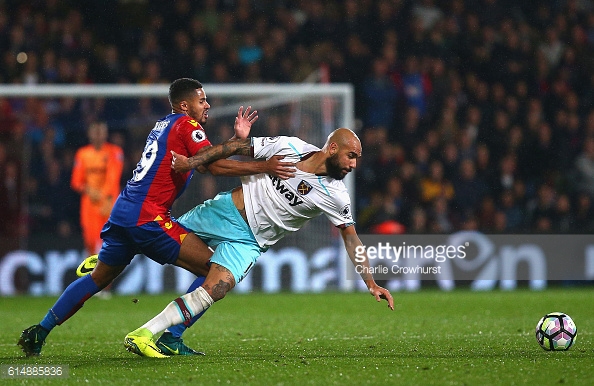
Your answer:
[297,180,313,195]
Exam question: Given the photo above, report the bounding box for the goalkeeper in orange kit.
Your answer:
[71,121,124,255]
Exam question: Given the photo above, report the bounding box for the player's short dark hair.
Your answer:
[169,78,203,106]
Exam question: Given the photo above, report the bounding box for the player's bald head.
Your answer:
[322,128,361,180]
[325,128,361,153]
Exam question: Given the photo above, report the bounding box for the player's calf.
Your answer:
[201,263,235,301]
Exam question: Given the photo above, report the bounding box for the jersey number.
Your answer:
[132,140,158,182]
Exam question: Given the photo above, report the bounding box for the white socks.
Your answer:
[142,287,214,335]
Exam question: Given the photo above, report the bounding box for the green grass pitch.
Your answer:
[2,288,594,385]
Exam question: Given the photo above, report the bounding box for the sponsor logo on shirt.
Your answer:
[269,175,303,206]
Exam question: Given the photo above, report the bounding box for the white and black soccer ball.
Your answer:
[535,312,577,351]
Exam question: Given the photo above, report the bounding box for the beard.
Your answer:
[325,154,347,180]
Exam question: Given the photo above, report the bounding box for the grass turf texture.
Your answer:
[2,288,593,385]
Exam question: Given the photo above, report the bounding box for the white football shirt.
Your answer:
[241,136,354,248]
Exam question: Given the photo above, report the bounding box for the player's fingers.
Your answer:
[381,291,395,310]
[249,114,259,124]
[237,106,244,117]
[386,296,394,310]
[374,292,382,303]
[279,170,295,179]
[243,106,251,118]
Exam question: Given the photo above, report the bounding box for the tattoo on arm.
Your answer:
[234,144,253,157]
[188,138,252,169]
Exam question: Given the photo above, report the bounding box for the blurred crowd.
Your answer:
[1,0,594,240]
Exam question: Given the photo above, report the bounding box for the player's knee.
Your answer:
[90,263,123,289]
[90,272,112,289]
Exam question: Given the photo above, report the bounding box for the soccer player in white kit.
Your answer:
[123,128,394,358]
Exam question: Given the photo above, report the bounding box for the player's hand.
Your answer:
[266,155,296,180]
[171,150,191,173]
[233,106,258,139]
[369,284,394,310]
[196,165,208,174]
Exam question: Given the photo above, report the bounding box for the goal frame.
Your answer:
[0,83,357,291]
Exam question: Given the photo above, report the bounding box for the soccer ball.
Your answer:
[535,312,577,351]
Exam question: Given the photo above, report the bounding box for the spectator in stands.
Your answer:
[554,193,575,233]
[527,183,557,231]
[362,57,398,129]
[574,136,594,197]
[498,189,524,232]
[420,159,454,204]
[429,196,453,233]
[2,0,594,239]
[401,56,430,117]
[0,143,21,237]
[453,158,488,215]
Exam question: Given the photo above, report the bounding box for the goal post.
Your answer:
[0,83,357,293]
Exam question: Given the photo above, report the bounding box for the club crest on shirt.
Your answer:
[191,129,206,143]
[297,180,313,195]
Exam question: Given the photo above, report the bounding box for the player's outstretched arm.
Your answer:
[170,138,253,173]
[204,156,296,179]
[340,225,394,310]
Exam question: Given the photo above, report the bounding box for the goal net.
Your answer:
[0,83,356,293]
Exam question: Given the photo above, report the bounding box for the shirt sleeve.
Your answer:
[324,190,355,228]
[252,136,315,161]
[251,136,285,160]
